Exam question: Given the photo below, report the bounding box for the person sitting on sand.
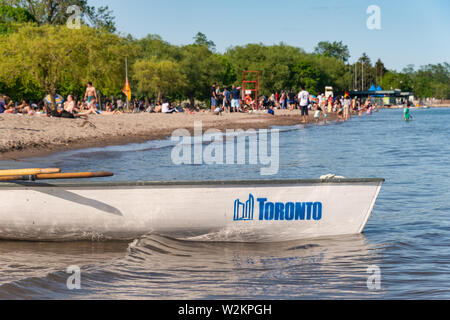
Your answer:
[2,97,15,114]
[0,95,9,114]
[105,101,113,112]
[162,100,178,114]
[15,99,32,115]
[214,105,223,116]
[153,102,162,113]
[61,95,86,118]
[79,102,101,116]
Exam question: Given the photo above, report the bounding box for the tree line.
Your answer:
[0,1,448,108]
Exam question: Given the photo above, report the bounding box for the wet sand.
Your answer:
[0,110,337,160]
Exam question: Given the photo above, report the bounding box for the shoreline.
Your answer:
[0,110,334,161]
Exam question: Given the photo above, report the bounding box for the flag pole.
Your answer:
[125,57,129,111]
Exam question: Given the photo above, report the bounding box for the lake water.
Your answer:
[1,108,449,299]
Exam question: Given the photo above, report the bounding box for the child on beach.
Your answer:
[314,104,322,124]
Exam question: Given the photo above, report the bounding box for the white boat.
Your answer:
[0,178,384,242]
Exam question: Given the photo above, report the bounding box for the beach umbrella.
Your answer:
[310,95,319,103]
[44,94,64,105]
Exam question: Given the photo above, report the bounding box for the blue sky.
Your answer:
[90,0,449,71]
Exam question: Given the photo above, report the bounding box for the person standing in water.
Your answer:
[404,103,411,121]
[84,82,98,109]
[298,87,310,124]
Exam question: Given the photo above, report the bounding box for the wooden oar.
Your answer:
[0,168,61,176]
[0,172,114,182]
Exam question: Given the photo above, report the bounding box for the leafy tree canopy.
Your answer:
[0,4,35,34]
[314,41,350,63]
[0,0,115,31]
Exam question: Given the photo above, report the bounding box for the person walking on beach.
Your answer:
[335,98,343,122]
[210,83,218,112]
[84,82,98,110]
[343,95,351,121]
[231,85,241,113]
[298,87,310,123]
[288,89,296,110]
[223,87,231,113]
[280,91,287,110]
[215,85,223,109]
[319,95,328,124]
[327,95,333,114]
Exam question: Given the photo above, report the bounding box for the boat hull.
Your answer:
[0,179,384,242]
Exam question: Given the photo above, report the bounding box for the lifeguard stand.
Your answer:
[242,71,259,109]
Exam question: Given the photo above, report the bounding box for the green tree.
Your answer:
[375,59,387,87]
[290,61,321,94]
[133,34,181,61]
[0,24,129,107]
[193,32,216,52]
[179,44,225,106]
[306,54,352,94]
[225,43,305,95]
[0,4,35,34]
[1,0,115,31]
[133,57,185,105]
[314,41,350,63]
[412,63,450,99]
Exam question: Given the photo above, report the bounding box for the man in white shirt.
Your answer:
[298,87,310,123]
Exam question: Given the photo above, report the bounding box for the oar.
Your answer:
[0,168,61,176]
[0,172,114,182]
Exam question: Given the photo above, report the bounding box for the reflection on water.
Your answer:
[0,234,385,299]
[1,108,450,299]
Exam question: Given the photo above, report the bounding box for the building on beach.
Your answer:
[350,84,414,106]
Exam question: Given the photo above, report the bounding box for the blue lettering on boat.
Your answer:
[234,195,322,222]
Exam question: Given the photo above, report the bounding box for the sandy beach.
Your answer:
[0,110,334,160]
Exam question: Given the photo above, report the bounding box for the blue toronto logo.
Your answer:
[234,194,323,222]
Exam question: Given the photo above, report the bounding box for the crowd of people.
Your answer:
[1,81,380,123]
[209,82,379,123]
[0,82,201,118]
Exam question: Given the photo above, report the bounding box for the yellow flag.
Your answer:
[122,78,131,101]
